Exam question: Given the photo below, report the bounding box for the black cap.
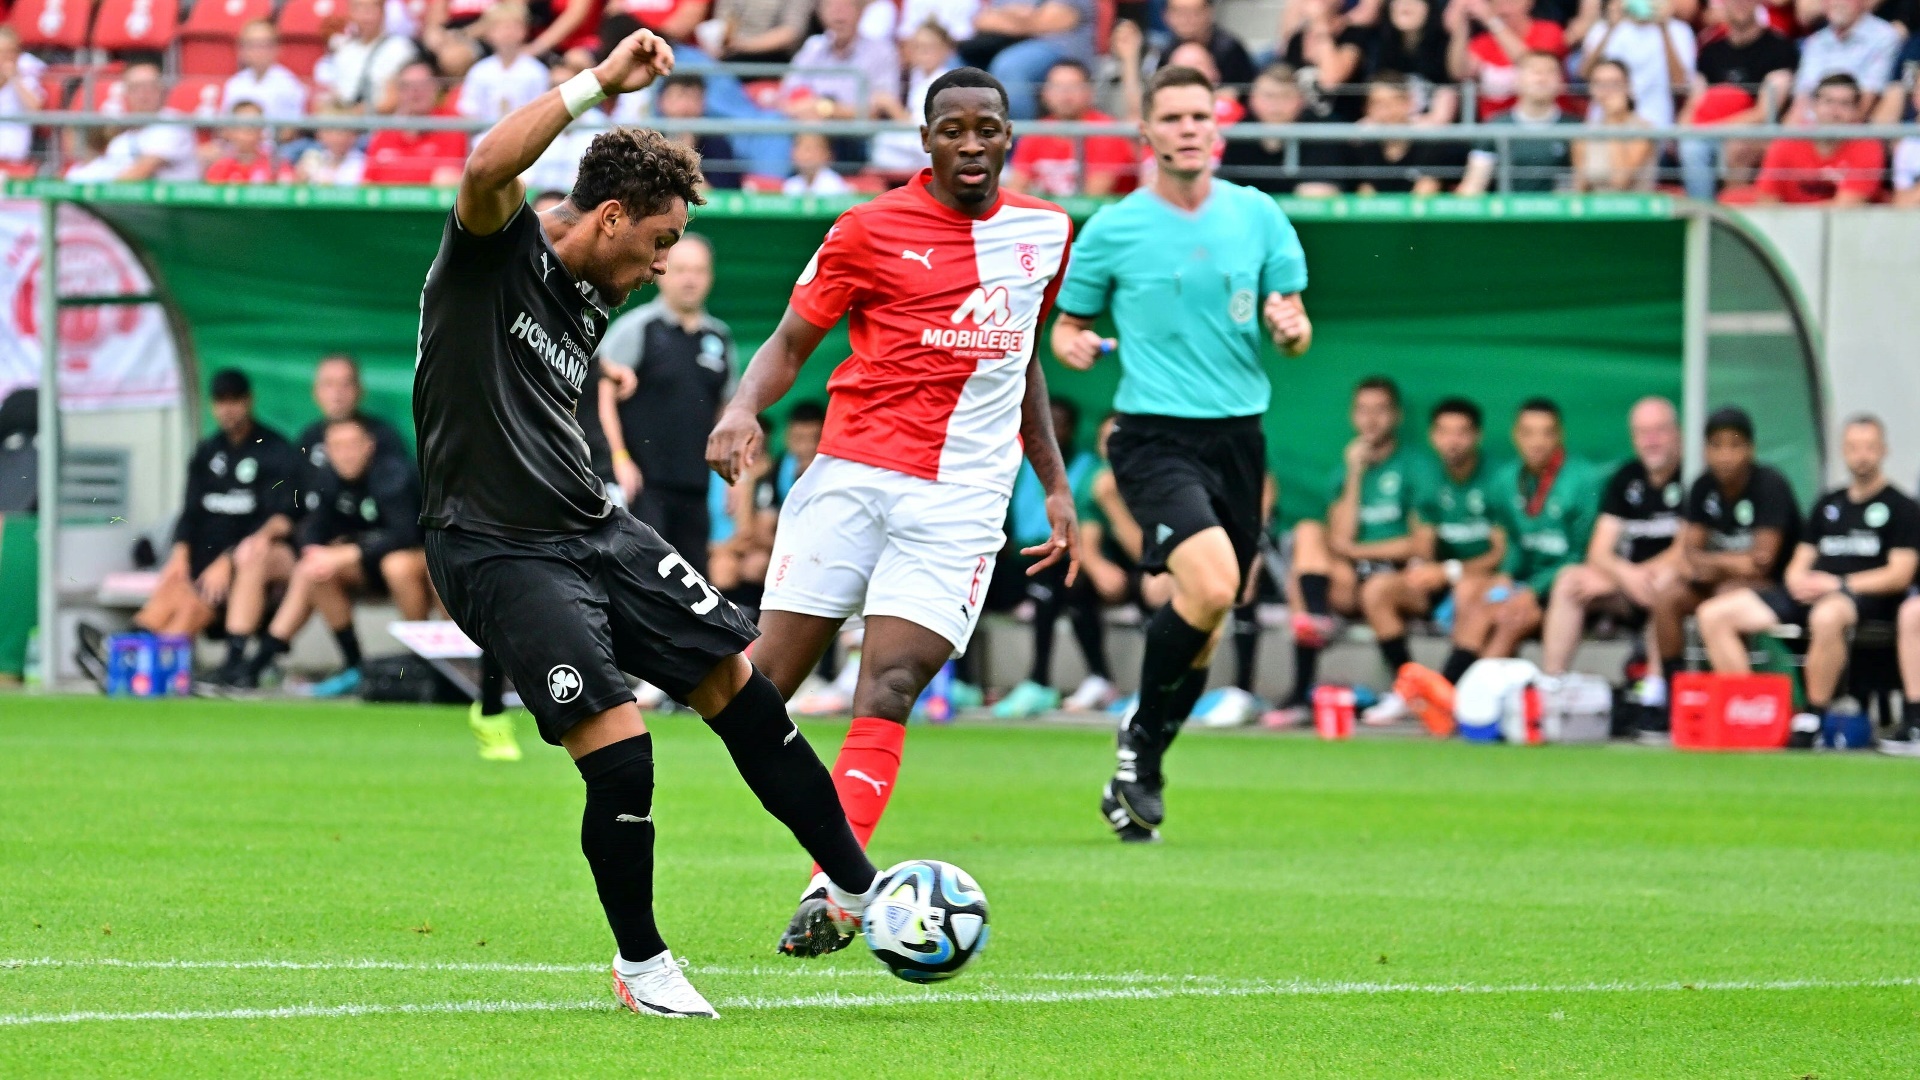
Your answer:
[208,368,252,402]
[1705,405,1754,441]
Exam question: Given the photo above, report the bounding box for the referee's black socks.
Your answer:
[704,670,877,895]
[1131,608,1213,767]
[575,734,667,963]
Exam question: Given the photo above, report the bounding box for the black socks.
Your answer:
[1134,607,1212,733]
[1232,603,1260,692]
[1287,642,1320,706]
[1378,636,1412,677]
[576,734,666,963]
[333,625,362,669]
[703,669,876,895]
[1442,647,1479,686]
[1129,608,1214,774]
[1299,573,1331,617]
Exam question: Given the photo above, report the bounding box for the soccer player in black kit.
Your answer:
[412,28,878,1018]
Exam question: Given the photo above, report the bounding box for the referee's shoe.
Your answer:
[1102,715,1164,842]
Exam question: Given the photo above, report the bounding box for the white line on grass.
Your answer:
[4,974,1920,1026]
[0,958,1201,983]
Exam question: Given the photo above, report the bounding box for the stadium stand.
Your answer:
[179,0,274,78]
[88,0,178,56]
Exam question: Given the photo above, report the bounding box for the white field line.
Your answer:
[0,958,1198,983]
[3,973,1920,1027]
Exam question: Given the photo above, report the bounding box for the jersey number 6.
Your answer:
[658,552,722,614]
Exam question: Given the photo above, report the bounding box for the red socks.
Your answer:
[828,717,906,848]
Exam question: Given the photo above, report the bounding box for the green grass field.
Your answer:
[3,698,1919,1077]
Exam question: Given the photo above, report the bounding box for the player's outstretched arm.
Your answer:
[456,28,675,236]
[1265,293,1312,357]
[1050,312,1113,371]
[1017,359,1081,585]
[707,307,830,484]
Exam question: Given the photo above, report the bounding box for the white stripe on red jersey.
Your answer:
[788,170,1072,495]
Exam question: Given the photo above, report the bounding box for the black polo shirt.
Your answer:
[596,298,736,495]
[1599,459,1684,564]
[173,421,303,575]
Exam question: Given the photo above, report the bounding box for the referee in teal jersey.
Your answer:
[1052,65,1312,843]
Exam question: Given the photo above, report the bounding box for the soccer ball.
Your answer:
[862,859,989,983]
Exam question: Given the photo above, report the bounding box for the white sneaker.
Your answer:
[1361,692,1409,727]
[611,950,718,1018]
[1063,674,1116,712]
[634,681,668,709]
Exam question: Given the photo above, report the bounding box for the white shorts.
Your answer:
[762,455,1008,655]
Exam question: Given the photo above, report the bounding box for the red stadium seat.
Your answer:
[64,73,124,112]
[165,74,223,116]
[275,0,344,78]
[10,0,95,51]
[180,0,272,76]
[90,0,178,52]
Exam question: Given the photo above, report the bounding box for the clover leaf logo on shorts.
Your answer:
[547,665,583,704]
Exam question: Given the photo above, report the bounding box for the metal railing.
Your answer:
[8,111,1919,195]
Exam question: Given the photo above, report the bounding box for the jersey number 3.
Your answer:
[659,552,722,614]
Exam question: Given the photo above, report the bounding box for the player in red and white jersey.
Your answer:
[707,67,1081,958]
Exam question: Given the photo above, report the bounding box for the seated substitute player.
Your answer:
[1358,397,1507,726]
[415,28,881,1018]
[238,417,430,695]
[1443,398,1601,682]
[1698,415,1919,748]
[1281,376,1434,718]
[1639,406,1799,735]
[136,369,302,641]
[1050,65,1312,842]
[1539,396,1684,681]
[707,67,1080,956]
[1887,586,1920,755]
[218,354,416,687]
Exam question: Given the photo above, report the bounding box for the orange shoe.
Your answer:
[1394,663,1457,737]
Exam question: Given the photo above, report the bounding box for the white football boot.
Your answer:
[611,950,718,1018]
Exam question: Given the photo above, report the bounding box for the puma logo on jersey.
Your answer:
[845,769,890,796]
[950,286,1011,327]
[901,248,934,270]
[540,252,550,280]
[614,813,651,824]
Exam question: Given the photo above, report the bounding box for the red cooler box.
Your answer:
[1671,673,1792,751]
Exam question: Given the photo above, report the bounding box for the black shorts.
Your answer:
[1107,413,1266,580]
[426,512,759,745]
[1758,585,1905,627]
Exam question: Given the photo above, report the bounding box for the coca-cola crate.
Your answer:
[1671,673,1792,751]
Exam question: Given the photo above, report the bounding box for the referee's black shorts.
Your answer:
[1106,413,1266,581]
[426,511,759,745]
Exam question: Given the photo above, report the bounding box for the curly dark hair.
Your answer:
[570,127,706,218]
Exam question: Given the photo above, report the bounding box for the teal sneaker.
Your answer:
[949,680,984,711]
[308,667,363,699]
[992,680,1061,720]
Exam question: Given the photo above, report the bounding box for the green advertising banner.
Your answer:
[68,189,1690,525]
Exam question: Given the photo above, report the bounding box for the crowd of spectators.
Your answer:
[0,0,1912,198]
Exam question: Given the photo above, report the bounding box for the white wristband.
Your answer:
[560,69,608,120]
[1445,559,1464,585]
